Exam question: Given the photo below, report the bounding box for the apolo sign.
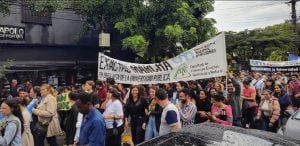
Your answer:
[0,25,25,41]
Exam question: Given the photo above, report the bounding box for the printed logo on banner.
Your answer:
[174,63,191,79]
[171,50,196,64]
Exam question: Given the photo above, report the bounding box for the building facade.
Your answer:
[0,1,99,86]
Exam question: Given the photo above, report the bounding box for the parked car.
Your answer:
[138,123,300,146]
[281,108,300,141]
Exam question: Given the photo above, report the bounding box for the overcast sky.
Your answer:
[206,1,300,32]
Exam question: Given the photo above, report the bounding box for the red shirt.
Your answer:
[211,105,233,126]
[242,86,256,98]
[97,87,107,102]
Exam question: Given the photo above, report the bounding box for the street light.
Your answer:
[99,32,110,48]
[99,16,110,54]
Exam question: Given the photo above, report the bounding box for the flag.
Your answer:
[288,54,300,61]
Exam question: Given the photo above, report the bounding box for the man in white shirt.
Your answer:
[156,89,181,135]
[251,72,264,102]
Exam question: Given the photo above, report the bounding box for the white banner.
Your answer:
[250,59,300,72]
[98,32,227,84]
[250,59,300,67]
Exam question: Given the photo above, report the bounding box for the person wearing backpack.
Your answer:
[0,98,24,146]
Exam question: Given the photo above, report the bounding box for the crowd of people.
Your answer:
[0,71,299,146]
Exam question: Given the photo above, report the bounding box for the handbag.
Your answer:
[247,100,258,108]
[33,122,49,136]
[107,117,119,137]
[33,117,53,137]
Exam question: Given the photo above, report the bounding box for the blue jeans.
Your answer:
[145,116,158,141]
[261,116,278,133]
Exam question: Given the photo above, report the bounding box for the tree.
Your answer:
[226,22,300,62]
[27,0,217,63]
[0,60,13,79]
[0,0,9,15]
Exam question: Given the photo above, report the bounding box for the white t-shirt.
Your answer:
[159,103,181,135]
[103,99,124,129]
[261,100,270,117]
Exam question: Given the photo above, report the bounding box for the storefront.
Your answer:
[0,43,99,86]
[0,4,100,87]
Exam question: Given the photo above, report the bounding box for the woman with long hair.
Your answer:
[142,86,163,141]
[27,86,41,143]
[19,95,34,146]
[27,86,42,114]
[214,82,227,96]
[273,84,292,113]
[102,87,124,146]
[273,85,291,127]
[124,85,148,145]
[32,84,62,146]
[195,90,212,124]
[0,98,24,145]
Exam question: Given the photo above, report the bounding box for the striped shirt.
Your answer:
[179,102,197,128]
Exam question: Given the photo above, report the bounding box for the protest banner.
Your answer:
[98,32,227,84]
[250,59,300,72]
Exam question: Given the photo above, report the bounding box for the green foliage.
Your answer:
[26,0,67,12]
[226,22,300,62]
[28,0,216,63]
[122,35,148,57]
[0,1,9,15]
[0,60,14,79]
[266,47,287,61]
[164,23,184,41]
[114,18,138,34]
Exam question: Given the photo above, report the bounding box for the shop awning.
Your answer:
[1,60,97,72]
